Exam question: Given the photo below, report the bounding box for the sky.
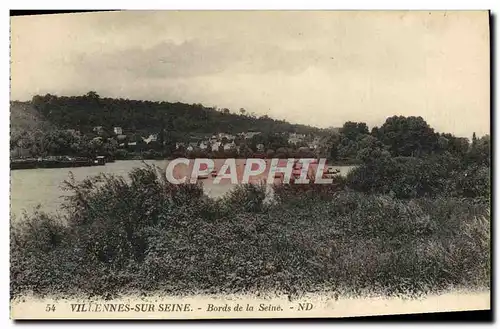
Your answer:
[10,11,490,137]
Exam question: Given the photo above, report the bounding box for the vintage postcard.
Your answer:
[9,10,490,320]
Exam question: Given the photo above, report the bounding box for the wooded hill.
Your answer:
[10,101,53,137]
[17,92,326,137]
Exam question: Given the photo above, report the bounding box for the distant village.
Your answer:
[11,115,344,169]
[80,125,336,155]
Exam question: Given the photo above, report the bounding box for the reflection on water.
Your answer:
[10,160,355,220]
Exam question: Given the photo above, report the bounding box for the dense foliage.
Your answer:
[10,129,118,159]
[346,137,491,200]
[321,116,477,164]
[11,165,490,299]
[28,92,323,136]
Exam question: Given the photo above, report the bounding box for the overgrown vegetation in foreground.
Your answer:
[11,163,490,300]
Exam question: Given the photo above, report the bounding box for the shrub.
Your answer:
[113,149,129,160]
[346,154,490,199]
[10,166,491,299]
[218,183,269,214]
[272,175,347,204]
[449,165,491,200]
[11,209,67,253]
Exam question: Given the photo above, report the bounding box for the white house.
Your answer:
[113,127,123,135]
[186,142,198,152]
[218,133,235,141]
[223,141,236,151]
[288,133,306,145]
[211,141,221,152]
[142,134,158,144]
[199,141,209,150]
[308,137,321,149]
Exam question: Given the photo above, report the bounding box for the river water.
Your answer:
[10,160,355,220]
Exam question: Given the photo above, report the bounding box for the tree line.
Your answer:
[320,116,489,167]
[29,92,323,136]
[11,92,490,167]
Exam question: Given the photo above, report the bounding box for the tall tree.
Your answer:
[376,116,438,157]
[340,121,369,141]
[472,132,478,146]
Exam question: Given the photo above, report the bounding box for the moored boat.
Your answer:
[10,158,38,170]
[11,156,95,170]
[93,156,106,166]
[322,166,341,179]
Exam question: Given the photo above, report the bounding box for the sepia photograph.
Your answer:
[9,10,491,320]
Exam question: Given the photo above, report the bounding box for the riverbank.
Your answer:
[10,159,356,219]
[11,153,358,170]
[119,152,360,166]
[11,166,490,300]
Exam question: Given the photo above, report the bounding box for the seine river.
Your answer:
[10,160,355,220]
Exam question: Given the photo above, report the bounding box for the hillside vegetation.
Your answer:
[27,92,325,136]
[10,101,52,137]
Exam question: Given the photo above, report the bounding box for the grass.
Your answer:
[10,165,490,300]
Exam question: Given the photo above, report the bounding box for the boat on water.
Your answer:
[11,155,105,170]
[38,156,94,169]
[329,167,341,174]
[93,156,106,166]
[10,158,38,170]
[322,166,341,179]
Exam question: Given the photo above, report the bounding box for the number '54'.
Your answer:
[45,304,56,312]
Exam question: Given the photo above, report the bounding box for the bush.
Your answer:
[272,175,346,204]
[346,154,490,199]
[11,166,490,299]
[113,149,129,160]
[218,183,269,214]
[448,165,491,200]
